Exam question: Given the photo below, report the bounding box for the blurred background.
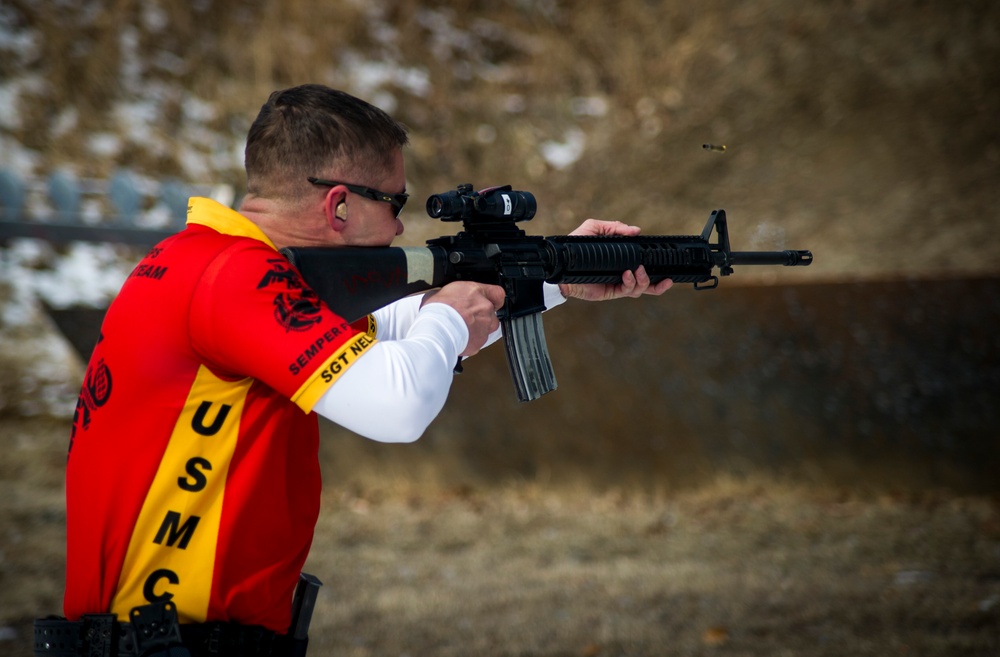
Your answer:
[2,0,997,489]
[1,1,999,655]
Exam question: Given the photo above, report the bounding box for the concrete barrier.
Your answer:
[319,275,1000,494]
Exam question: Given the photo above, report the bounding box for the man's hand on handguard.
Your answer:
[422,282,506,357]
[558,219,675,302]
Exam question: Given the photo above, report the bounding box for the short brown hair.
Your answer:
[244,85,409,199]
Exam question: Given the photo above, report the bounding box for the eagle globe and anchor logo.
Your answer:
[70,352,113,449]
[258,258,323,332]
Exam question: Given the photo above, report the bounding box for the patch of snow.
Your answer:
[571,96,609,118]
[540,128,586,170]
[87,133,123,159]
[0,134,40,174]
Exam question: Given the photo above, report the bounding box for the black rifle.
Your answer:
[281,184,813,402]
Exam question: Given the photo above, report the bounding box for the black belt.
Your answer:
[34,615,297,657]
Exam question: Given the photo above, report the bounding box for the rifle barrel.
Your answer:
[728,250,813,267]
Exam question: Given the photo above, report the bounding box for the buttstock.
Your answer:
[280,246,442,322]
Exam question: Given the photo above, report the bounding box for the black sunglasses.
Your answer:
[307,177,409,217]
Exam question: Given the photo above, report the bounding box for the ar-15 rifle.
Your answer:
[281,184,813,402]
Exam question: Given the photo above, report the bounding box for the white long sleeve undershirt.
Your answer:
[312,284,567,443]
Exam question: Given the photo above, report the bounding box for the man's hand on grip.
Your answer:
[422,282,505,356]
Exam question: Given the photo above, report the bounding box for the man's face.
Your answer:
[337,149,407,247]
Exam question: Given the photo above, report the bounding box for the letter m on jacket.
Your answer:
[154,511,201,549]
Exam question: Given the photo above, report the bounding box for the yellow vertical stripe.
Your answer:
[111,366,251,623]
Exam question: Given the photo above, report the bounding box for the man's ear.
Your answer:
[323,188,348,232]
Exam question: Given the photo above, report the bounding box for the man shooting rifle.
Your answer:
[41,84,676,657]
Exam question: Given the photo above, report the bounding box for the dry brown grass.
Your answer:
[303,479,1000,657]
[2,417,998,656]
